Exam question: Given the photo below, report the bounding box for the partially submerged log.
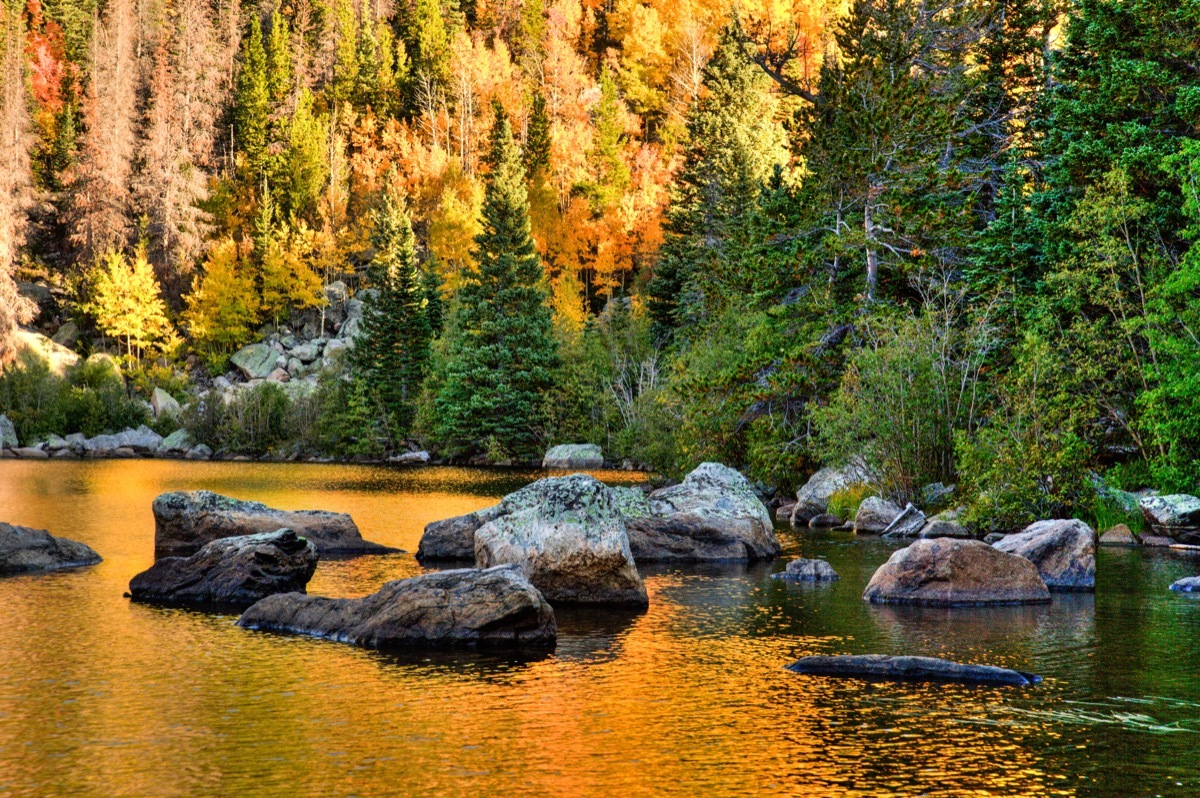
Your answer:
[786,654,1041,687]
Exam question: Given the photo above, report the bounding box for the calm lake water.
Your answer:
[2,460,1200,797]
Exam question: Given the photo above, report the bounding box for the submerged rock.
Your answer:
[0,522,102,575]
[808,513,843,529]
[1141,495,1200,543]
[475,474,648,607]
[152,490,395,557]
[790,463,869,525]
[863,538,1050,606]
[853,497,901,534]
[542,443,604,469]
[993,519,1096,591]
[237,564,556,650]
[786,654,1041,687]
[129,529,317,608]
[773,558,840,582]
[628,463,779,562]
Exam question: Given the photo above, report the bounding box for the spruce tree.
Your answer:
[435,104,558,458]
[352,180,432,440]
[266,13,292,105]
[524,90,551,180]
[420,257,445,337]
[235,16,270,177]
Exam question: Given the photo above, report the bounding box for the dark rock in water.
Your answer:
[416,505,504,561]
[152,490,395,557]
[786,654,1041,687]
[628,462,780,562]
[993,519,1096,591]
[863,538,1050,606]
[129,529,317,608]
[1141,535,1174,548]
[808,513,843,529]
[0,522,102,575]
[1169,576,1200,593]
[773,558,839,582]
[238,564,556,649]
[775,502,797,523]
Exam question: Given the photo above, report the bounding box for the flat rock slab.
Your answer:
[773,558,840,582]
[863,538,1051,606]
[129,529,318,609]
[0,522,102,575]
[238,564,556,650]
[993,519,1096,591]
[152,490,395,557]
[786,655,1041,687]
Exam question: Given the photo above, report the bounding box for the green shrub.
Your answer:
[180,392,229,449]
[221,382,292,454]
[1088,495,1147,536]
[291,372,383,457]
[826,483,874,521]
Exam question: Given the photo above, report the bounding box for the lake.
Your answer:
[1,460,1199,797]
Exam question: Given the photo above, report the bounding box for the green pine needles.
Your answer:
[351,179,432,442]
[434,104,558,459]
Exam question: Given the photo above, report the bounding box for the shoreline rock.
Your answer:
[237,564,557,650]
[151,490,396,557]
[786,654,1041,687]
[993,519,1096,592]
[1,522,102,575]
[542,443,604,469]
[863,538,1051,606]
[129,529,317,608]
[1141,495,1200,544]
[790,462,870,527]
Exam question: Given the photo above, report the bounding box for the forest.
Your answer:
[1,0,1199,532]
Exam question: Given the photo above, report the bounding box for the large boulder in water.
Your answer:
[773,558,840,582]
[627,463,779,562]
[993,519,1096,591]
[787,654,1041,687]
[152,490,395,557]
[0,522,102,575]
[129,529,317,608]
[863,538,1050,606]
[238,564,556,650]
[475,474,648,607]
[790,462,870,525]
[1141,494,1200,544]
[416,505,505,561]
[542,443,604,469]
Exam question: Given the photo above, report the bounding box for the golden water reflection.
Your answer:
[2,460,1199,796]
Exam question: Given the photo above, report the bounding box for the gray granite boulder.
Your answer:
[238,564,556,650]
[627,462,780,562]
[160,429,195,453]
[542,443,604,469]
[83,425,163,453]
[918,519,972,539]
[151,388,181,419]
[993,519,1096,591]
[475,474,648,607]
[416,504,506,561]
[787,655,1040,687]
[790,463,870,525]
[1,522,101,575]
[773,558,840,582]
[854,497,901,534]
[129,529,317,608]
[229,343,277,380]
[882,503,927,538]
[863,538,1050,606]
[1141,495,1200,544]
[0,414,17,448]
[1170,576,1200,593]
[1099,524,1139,546]
[152,490,394,557]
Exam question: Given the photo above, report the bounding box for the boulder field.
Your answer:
[128,529,318,608]
[237,564,556,650]
[152,490,395,557]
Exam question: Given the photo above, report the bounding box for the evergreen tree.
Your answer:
[266,13,292,105]
[435,105,558,457]
[235,16,270,177]
[585,65,629,210]
[421,257,445,337]
[352,181,432,440]
[524,90,551,180]
[646,18,785,341]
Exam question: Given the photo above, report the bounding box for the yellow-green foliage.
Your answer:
[826,483,874,521]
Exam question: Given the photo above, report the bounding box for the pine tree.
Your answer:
[421,257,445,337]
[266,12,293,105]
[235,16,270,176]
[523,90,551,180]
[646,18,786,341]
[585,65,629,210]
[351,180,432,439]
[435,104,558,457]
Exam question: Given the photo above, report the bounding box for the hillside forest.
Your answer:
[1,0,1200,531]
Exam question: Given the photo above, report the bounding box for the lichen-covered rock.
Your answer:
[151,388,181,419]
[229,343,277,380]
[416,504,505,561]
[129,529,317,608]
[238,564,556,650]
[787,655,1040,687]
[1141,495,1200,544]
[628,462,779,562]
[918,519,972,539]
[0,414,17,448]
[152,490,394,557]
[160,429,195,453]
[773,558,839,582]
[542,443,604,469]
[1099,524,1139,546]
[882,503,927,538]
[82,425,163,453]
[863,538,1050,606]
[475,474,648,607]
[0,522,101,575]
[854,497,901,534]
[790,463,870,525]
[993,519,1096,591]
